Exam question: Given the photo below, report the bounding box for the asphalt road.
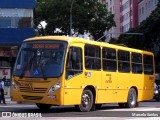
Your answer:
[0,99,160,120]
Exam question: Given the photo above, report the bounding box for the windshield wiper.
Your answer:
[40,64,47,80]
[19,66,27,79]
[37,52,47,80]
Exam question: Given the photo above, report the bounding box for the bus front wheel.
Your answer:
[75,89,94,112]
[36,103,52,110]
[126,88,137,108]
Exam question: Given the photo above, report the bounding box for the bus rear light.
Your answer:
[48,80,61,93]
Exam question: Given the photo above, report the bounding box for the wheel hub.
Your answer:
[130,91,136,105]
[82,93,91,107]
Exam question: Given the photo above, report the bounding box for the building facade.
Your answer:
[0,0,35,68]
[0,0,35,97]
[104,0,139,41]
[106,0,121,42]
[99,0,158,42]
[120,0,138,32]
[138,0,158,24]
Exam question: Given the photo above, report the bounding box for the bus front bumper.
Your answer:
[11,91,62,105]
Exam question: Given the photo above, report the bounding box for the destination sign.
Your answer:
[32,44,60,49]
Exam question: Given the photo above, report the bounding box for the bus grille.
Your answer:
[22,95,43,100]
[19,87,48,93]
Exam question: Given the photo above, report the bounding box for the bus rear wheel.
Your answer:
[75,89,94,112]
[126,88,137,108]
[36,103,52,110]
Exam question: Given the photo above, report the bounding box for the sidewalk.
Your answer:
[3,97,33,105]
[4,97,17,104]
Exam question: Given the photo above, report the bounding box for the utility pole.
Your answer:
[70,0,74,36]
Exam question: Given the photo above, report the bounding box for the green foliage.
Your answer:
[34,0,115,40]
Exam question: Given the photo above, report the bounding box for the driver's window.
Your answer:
[66,47,83,79]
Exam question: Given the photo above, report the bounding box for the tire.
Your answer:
[126,88,137,108]
[36,103,52,110]
[75,89,94,112]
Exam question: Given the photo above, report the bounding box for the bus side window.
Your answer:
[118,50,130,73]
[131,53,142,74]
[66,47,83,79]
[143,54,154,75]
[85,44,101,70]
[102,47,117,72]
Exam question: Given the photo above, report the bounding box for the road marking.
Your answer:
[137,108,160,111]
[100,107,160,111]
[126,118,160,120]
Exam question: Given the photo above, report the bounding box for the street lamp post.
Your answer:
[97,32,144,41]
[70,0,74,36]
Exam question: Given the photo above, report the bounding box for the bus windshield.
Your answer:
[13,41,67,78]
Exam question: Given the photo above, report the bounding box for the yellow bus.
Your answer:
[11,36,155,112]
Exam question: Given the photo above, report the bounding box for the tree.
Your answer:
[34,0,115,40]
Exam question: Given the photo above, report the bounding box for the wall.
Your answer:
[0,0,35,8]
[0,0,35,46]
[0,28,35,46]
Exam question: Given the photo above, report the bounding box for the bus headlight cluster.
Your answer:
[12,81,18,90]
[48,80,61,93]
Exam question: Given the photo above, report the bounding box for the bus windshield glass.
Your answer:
[13,41,67,78]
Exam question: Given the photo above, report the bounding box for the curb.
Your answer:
[4,98,34,105]
[5,98,17,104]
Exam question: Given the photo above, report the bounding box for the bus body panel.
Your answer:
[100,71,118,103]
[117,73,131,102]
[131,74,144,101]
[142,74,155,100]
[63,73,84,105]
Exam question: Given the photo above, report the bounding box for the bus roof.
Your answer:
[24,36,153,55]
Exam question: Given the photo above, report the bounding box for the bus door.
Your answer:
[101,47,118,102]
[64,45,83,105]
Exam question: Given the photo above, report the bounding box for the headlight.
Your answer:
[12,81,18,90]
[155,90,158,94]
[48,80,61,93]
